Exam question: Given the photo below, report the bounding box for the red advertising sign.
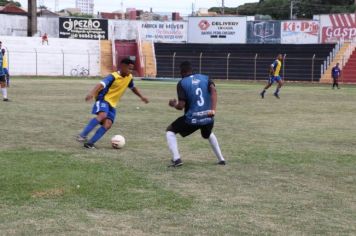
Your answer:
[321,14,356,43]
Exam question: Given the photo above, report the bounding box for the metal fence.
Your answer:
[151,54,328,82]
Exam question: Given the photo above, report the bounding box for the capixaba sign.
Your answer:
[59,17,108,40]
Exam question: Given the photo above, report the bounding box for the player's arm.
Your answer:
[208,80,217,117]
[169,82,185,110]
[85,83,103,102]
[129,79,149,103]
[85,75,113,101]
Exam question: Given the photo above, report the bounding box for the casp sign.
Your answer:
[281,21,319,44]
[320,14,356,43]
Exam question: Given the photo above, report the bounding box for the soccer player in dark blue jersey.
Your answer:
[331,63,341,89]
[166,61,225,167]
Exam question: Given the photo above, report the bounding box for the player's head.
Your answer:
[336,62,340,67]
[1,49,5,55]
[277,54,283,61]
[180,61,193,78]
[120,58,135,76]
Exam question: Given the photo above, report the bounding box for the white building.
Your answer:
[75,0,94,15]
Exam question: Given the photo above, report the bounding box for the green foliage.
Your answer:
[0,0,21,7]
[69,12,94,18]
[235,0,355,19]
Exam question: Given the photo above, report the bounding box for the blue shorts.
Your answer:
[3,68,9,75]
[91,100,116,123]
[268,76,282,84]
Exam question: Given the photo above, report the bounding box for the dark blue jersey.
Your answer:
[178,74,214,125]
[331,66,341,78]
[0,53,4,76]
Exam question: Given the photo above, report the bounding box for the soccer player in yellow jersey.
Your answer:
[260,54,284,99]
[2,49,10,87]
[77,58,149,149]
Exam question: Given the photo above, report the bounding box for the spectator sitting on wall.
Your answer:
[42,33,49,45]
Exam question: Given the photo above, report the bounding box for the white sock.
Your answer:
[1,88,7,99]
[209,133,225,162]
[166,131,180,161]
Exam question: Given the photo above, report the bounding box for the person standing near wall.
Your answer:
[331,63,341,89]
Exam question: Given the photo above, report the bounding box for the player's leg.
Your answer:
[274,77,283,99]
[260,77,273,98]
[0,76,8,101]
[5,69,9,87]
[166,116,198,167]
[336,78,340,89]
[201,123,225,165]
[85,107,115,148]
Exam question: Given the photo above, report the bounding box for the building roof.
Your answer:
[0,3,27,15]
[37,9,59,17]
[99,12,123,20]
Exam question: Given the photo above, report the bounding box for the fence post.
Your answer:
[144,55,147,77]
[226,53,230,80]
[199,52,203,74]
[87,50,90,76]
[283,54,286,79]
[172,52,176,79]
[254,53,258,81]
[62,49,65,76]
[321,64,323,76]
[311,54,315,83]
[35,48,38,76]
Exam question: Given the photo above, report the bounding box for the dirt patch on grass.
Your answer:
[31,188,65,198]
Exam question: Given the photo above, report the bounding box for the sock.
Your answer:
[80,118,100,137]
[275,88,280,94]
[166,131,180,161]
[1,88,7,99]
[261,89,266,94]
[208,133,225,162]
[88,126,107,144]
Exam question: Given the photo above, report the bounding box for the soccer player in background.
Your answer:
[166,61,225,167]
[331,62,341,89]
[76,58,149,149]
[0,46,9,102]
[2,49,10,87]
[260,54,284,99]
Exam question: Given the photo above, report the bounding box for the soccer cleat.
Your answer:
[169,159,183,167]
[84,142,96,149]
[3,98,9,102]
[76,134,87,143]
[217,160,226,165]
[260,91,265,99]
[273,93,280,99]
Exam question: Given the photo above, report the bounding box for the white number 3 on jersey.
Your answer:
[196,88,205,107]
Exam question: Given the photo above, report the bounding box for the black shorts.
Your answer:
[167,116,214,139]
[0,75,5,83]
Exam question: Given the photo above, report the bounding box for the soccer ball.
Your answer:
[111,135,125,149]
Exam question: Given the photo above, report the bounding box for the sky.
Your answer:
[17,0,257,14]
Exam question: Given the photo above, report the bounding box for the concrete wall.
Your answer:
[1,36,100,76]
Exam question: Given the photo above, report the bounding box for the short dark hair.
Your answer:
[121,58,135,65]
[180,61,192,74]
[1,49,5,54]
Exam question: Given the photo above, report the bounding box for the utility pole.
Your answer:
[290,0,294,20]
[27,0,37,36]
[222,0,225,15]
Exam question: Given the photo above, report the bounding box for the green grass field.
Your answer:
[0,78,356,235]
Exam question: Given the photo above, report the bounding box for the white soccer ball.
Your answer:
[111,135,125,149]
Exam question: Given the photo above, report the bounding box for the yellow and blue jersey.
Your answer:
[271,59,282,76]
[97,71,134,108]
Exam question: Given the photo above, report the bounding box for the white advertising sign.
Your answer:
[281,21,319,44]
[188,17,247,43]
[109,20,187,42]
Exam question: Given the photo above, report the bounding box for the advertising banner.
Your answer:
[109,20,187,42]
[320,14,356,43]
[247,21,281,44]
[59,17,108,40]
[281,21,319,44]
[187,17,247,43]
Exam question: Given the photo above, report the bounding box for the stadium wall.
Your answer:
[0,36,100,76]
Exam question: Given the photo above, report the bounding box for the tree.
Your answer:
[0,0,21,7]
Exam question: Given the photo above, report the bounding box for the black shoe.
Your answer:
[260,91,265,99]
[84,142,96,149]
[217,160,226,165]
[169,159,183,167]
[3,98,9,102]
[273,93,280,99]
